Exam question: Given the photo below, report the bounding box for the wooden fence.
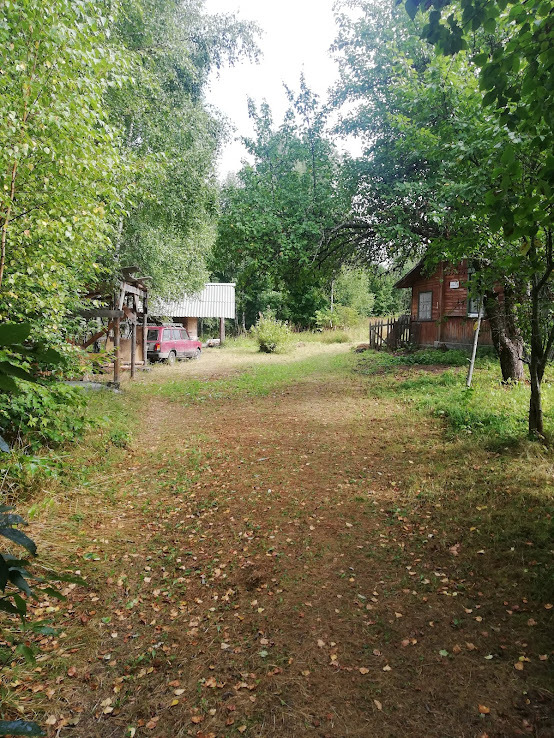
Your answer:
[369,315,411,351]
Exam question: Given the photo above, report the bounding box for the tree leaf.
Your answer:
[0,324,31,346]
[0,528,37,556]
[0,720,45,736]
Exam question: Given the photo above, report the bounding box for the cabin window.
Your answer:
[418,291,432,321]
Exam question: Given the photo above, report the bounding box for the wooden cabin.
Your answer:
[394,260,493,349]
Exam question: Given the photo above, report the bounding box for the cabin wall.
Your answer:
[409,261,493,348]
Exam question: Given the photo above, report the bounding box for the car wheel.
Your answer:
[192,348,201,360]
[166,351,176,366]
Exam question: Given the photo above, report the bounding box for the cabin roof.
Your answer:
[394,261,425,289]
[151,283,236,319]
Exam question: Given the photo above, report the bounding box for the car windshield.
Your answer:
[147,330,159,341]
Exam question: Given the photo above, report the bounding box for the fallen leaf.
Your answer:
[478,705,490,715]
[359,667,369,674]
[382,664,392,672]
[191,715,204,724]
[373,699,382,711]
[514,662,524,671]
[238,726,247,734]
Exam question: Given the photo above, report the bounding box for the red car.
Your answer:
[146,324,202,364]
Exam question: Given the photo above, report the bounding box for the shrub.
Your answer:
[0,382,88,451]
[315,304,360,330]
[250,312,291,353]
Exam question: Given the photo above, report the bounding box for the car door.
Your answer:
[173,328,186,357]
[161,327,175,358]
[180,328,195,357]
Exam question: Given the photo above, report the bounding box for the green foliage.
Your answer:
[334,267,375,316]
[0,383,88,451]
[0,324,87,450]
[110,0,259,299]
[211,77,352,327]
[333,0,554,435]
[0,503,85,738]
[250,312,292,354]
[315,304,360,330]
[405,0,554,234]
[0,0,122,335]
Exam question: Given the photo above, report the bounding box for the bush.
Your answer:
[0,382,88,451]
[250,312,291,353]
[315,304,360,330]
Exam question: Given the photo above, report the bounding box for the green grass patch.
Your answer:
[149,351,353,405]
[356,348,554,443]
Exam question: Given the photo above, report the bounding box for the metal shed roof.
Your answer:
[151,283,236,319]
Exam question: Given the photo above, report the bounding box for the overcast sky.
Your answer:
[204,0,340,177]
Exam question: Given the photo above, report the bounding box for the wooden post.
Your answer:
[130,321,136,379]
[143,296,148,366]
[113,317,121,386]
[219,317,225,345]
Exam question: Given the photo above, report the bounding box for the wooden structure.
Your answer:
[368,315,411,351]
[151,283,236,344]
[79,268,149,386]
[394,260,493,349]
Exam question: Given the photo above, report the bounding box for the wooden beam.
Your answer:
[122,305,137,324]
[130,321,136,379]
[82,320,115,349]
[143,296,148,366]
[121,282,147,298]
[77,309,124,319]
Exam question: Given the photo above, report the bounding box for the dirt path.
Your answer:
[11,346,553,737]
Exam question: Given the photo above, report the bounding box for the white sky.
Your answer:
[204,0,340,178]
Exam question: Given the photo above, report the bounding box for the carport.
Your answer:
[151,283,236,344]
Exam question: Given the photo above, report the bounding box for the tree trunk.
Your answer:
[528,268,547,438]
[529,355,544,437]
[484,289,524,382]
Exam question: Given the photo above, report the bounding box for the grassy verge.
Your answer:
[356,348,554,444]
[355,347,554,606]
